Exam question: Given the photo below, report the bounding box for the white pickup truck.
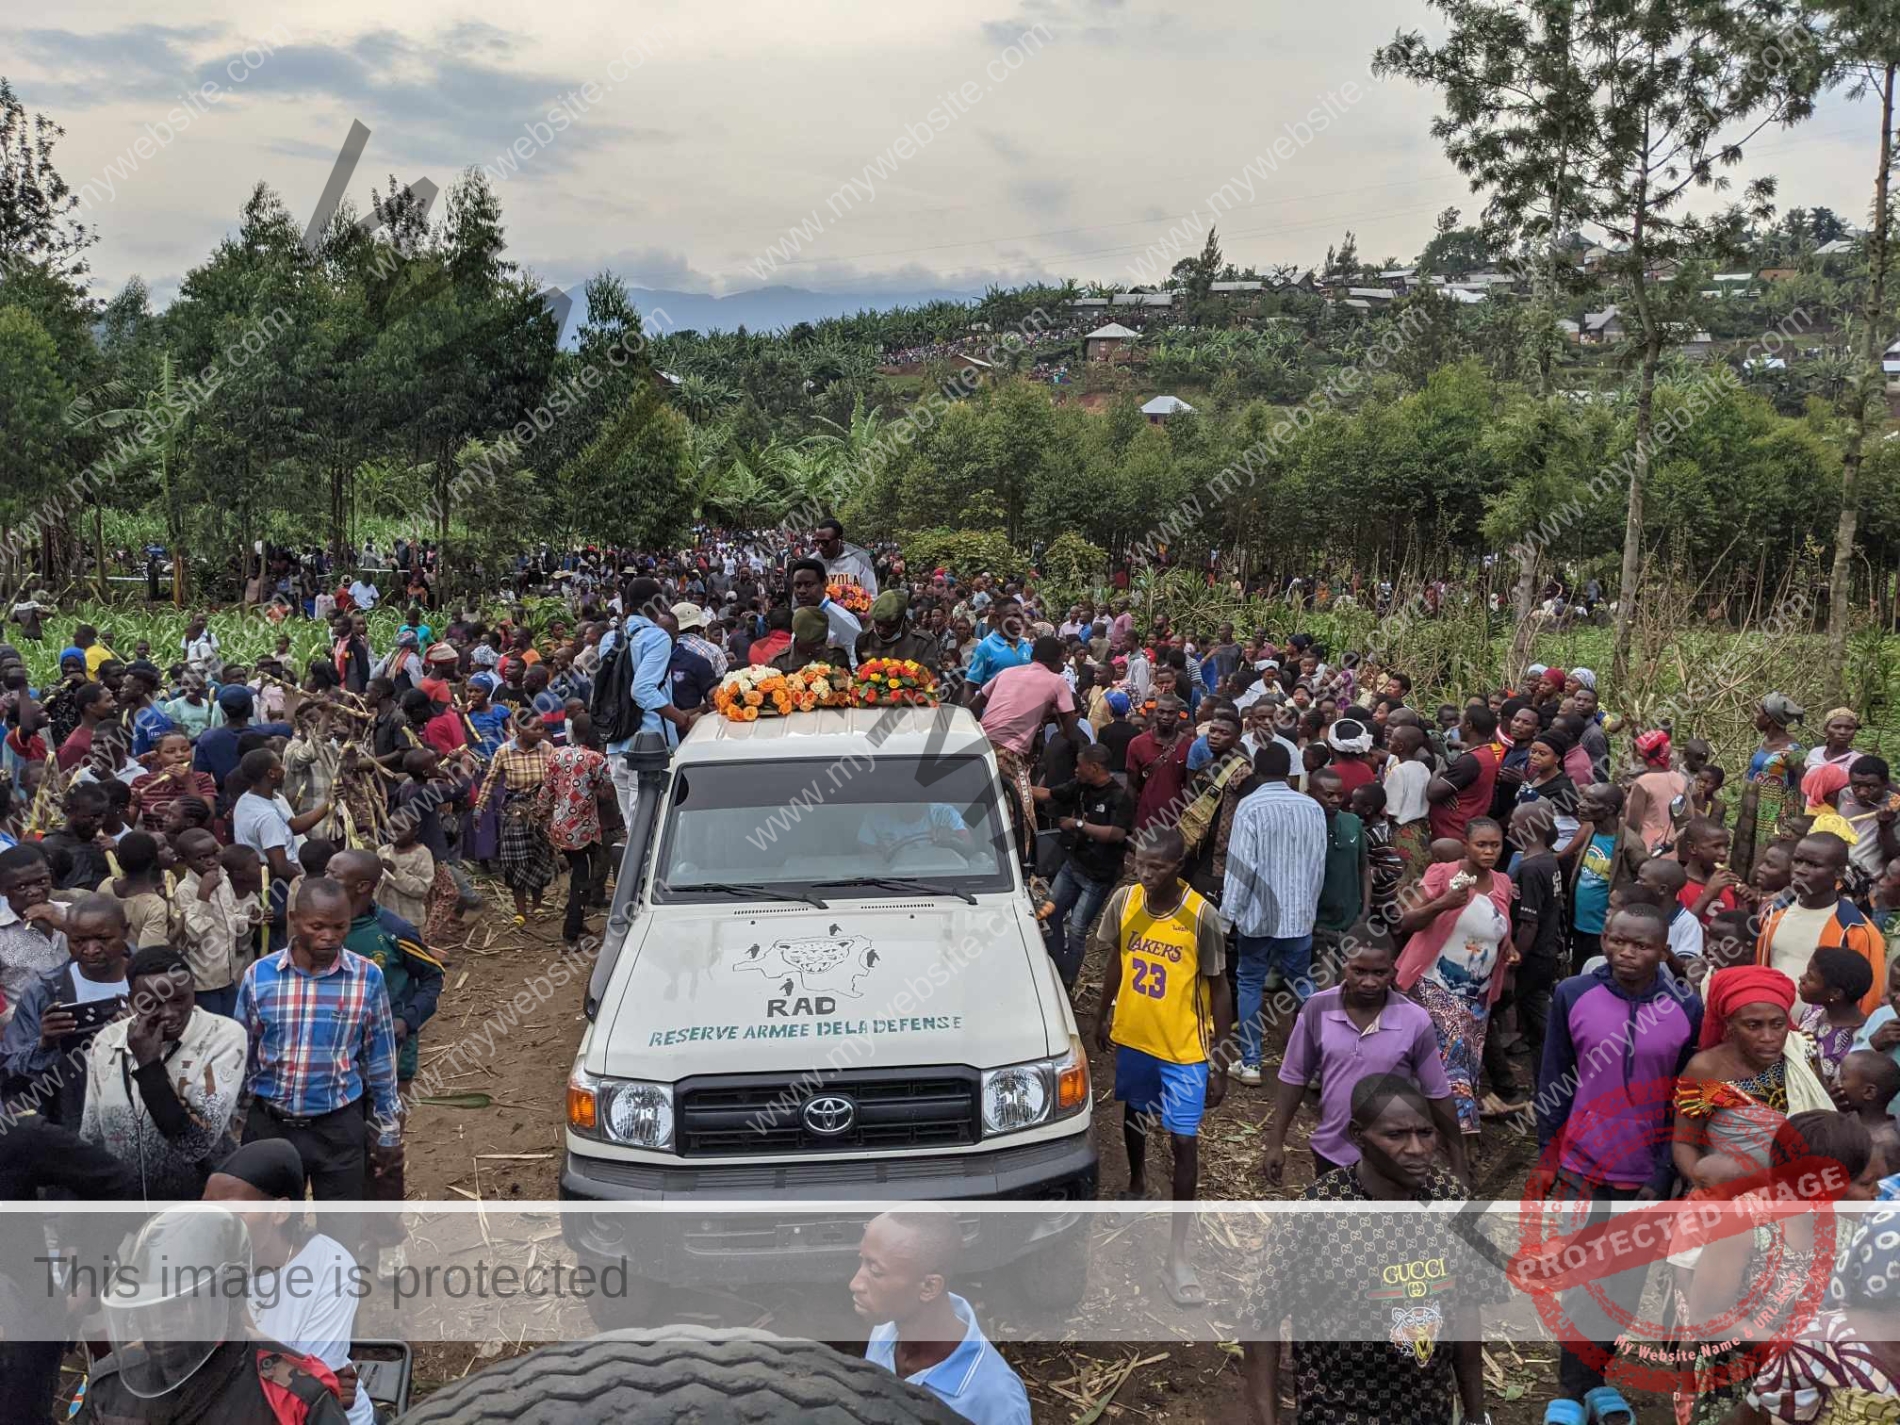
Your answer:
[561,707,1096,1313]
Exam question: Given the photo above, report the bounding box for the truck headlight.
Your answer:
[568,1067,674,1150]
[981,1036,1090,1136]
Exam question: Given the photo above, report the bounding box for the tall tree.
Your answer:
[1384,0,1828,684]
[1819,0,1900,701]
[1377,0,1593,630]
[0,77,94,276]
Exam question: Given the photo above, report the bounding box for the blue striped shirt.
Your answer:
[237,948,403,1146]
[1220,781,1327,938]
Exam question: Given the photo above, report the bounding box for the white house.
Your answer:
[1142,395,1196,423]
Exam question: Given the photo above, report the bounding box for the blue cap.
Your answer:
[1106,691,1131,715]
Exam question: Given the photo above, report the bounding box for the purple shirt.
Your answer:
[1278,986,1451,1164]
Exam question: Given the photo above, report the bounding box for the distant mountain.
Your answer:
[556,284,987,341]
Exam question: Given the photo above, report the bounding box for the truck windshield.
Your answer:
[652,754,1016,900]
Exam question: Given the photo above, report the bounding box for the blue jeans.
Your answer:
[1047,861,1114,988]
[1234,932,1314,1067]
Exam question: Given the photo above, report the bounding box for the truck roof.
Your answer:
[673,705,994,765]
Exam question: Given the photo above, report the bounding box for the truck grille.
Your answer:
[675,1067,979,1157]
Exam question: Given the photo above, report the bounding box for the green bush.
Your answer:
[900,528,1027,582]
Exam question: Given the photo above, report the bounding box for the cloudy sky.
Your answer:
[12,0,1886,308]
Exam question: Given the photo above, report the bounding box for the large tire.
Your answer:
[397,1328,971,1424]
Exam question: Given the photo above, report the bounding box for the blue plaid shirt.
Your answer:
[237,947,403,1146]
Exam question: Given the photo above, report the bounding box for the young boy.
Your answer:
[1307,768,1367,977]
[1838,1048,1900,1164]
[1676,819,1742,923]
[1351,782,1402,933]
[1091,826,1233,1309]
[1849,958,1900,1113]
[1635,857,1704,969]
[1690,763,1728,826]
[101,830,174,950]
[173,829,246,1017]
[377,819,434,931]
[1570,784,1645,974]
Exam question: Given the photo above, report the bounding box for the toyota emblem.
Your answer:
[801,1094,856,1136]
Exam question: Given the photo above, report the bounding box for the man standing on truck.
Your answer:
[970,636,1083,868]
[1091,825,1233,1309]
[853,1212,1031,1425]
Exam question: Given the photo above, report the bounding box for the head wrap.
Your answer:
[1571,667,1597,690]
[1532,727,1573,756]
[1698,966,1797,1050]
[59,646,85,669]
[1761,691,1807,727]
[1634,728,1672,769]
[1526,663,1548,680]
[213,1140,305,1200]
[396,629,420,648]
[1540,666,1567,687]
[1327,719,1373,754]
[1105,691,1131,716]
[424,641,459,665]
[1802,761,1851,811]
[1823,706,1858,726]
[791,607,829,643]
[469,671,500,694]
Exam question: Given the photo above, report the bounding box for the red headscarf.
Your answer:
[1698,966,1797,1049]
[1541,666,1567,688]
[1801,761,1850,811]
[1635,728,1672,769]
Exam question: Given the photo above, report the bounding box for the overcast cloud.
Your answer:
[9,0,1882,310]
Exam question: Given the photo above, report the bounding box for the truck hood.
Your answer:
[594,900,1055,1079]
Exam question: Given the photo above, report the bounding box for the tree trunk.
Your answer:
[90,503,107,603]
[1823,61,1896,705]
[1613,158,1658,689]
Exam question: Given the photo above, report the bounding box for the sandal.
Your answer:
[1544,1403,1587,1425]
[1161,1269,1208,1308]
[511,913,527,928]
[1584,1386,1635,1425]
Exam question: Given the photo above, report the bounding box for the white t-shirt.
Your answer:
[1666,907,1704,964]
[1384,758,1432,825]
[233,791,298,865]
[250,1234,374,1425]
[1767,901,1835,1017]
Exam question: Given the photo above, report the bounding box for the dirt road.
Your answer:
[400,882,1600,1422]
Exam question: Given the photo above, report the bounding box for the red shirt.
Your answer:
[422,709,468,757]
[1126,731,1191,832]
[56,725,94,772]
[1428,743,1500,842]
[747,631,792,666]
[1331,757,1376,796]
[1680,880,1739,923]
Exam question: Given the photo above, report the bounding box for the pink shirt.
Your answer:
[979,663,1076,755]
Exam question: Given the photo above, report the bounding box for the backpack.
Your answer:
[1178,752,1249,854]
[590,629,646,745]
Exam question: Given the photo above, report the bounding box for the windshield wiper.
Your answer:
[660,881,830,908]
[809,877,977,905]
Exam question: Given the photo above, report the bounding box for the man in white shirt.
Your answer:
[814,517,878,597]
[348,576,380,611]
[182,617,223,678]
[205,1140,376,1425]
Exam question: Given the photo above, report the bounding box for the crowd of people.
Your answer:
[0,515,1896,1424]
